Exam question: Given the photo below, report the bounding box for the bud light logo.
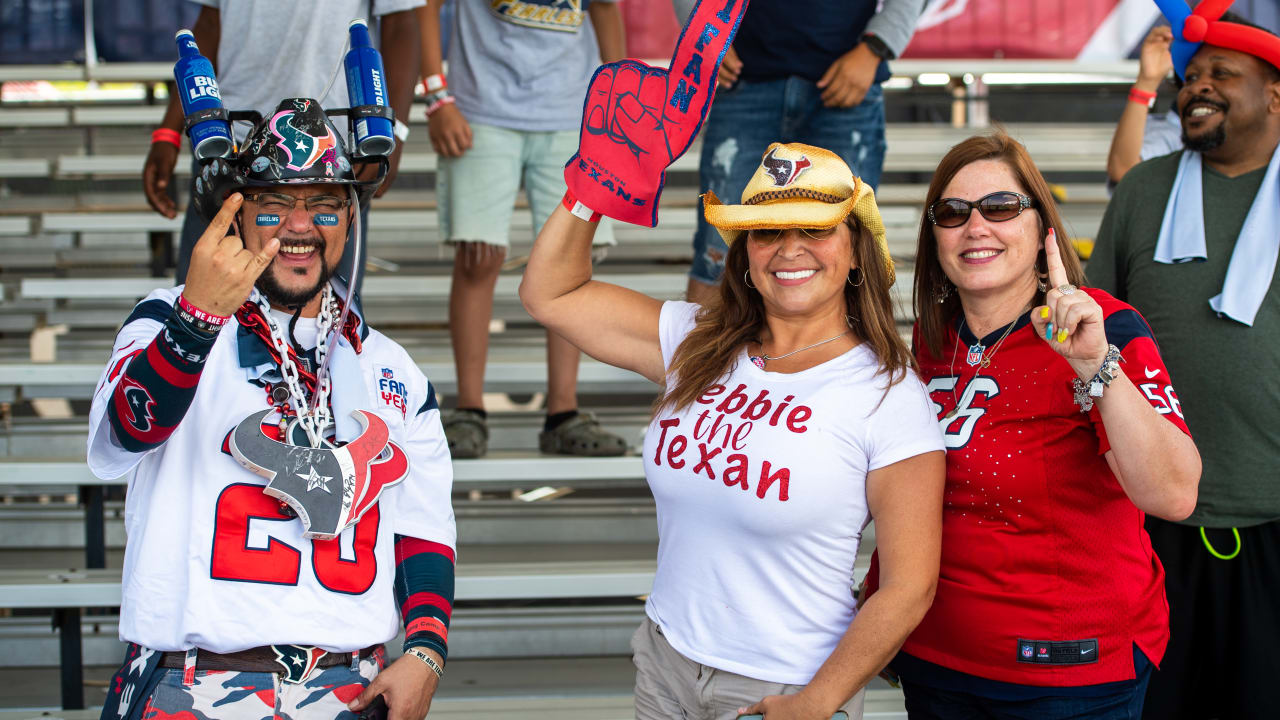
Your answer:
[186,74,221,101]
[370,68,386,105]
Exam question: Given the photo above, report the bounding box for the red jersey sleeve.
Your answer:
[1086,288,1191,454]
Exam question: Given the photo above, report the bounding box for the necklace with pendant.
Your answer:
[942,311,1022,419]
[750,329,850,370]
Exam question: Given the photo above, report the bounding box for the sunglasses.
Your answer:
[243,192,350,214]
[927,191,1035,228]
[746,226,841,243]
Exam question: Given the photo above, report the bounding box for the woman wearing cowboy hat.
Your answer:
[862,132,1200,718]
[522,142,946,719]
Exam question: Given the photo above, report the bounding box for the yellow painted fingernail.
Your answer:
[1057,328,1068,342]
[1039,307,1049,319]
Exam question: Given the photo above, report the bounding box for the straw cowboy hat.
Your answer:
[702,142,894,283]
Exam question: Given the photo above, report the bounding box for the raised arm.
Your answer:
[1030,229,1199,521]
[740,450,945,718]
[1107,26,1173,184]
[519,205,665,384]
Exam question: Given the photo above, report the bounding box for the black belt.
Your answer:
[160,644,380,674]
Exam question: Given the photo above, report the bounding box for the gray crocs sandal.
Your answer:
[443,409,488,459]
[539,412,628,457]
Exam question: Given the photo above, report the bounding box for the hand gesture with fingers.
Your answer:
[1028,229,1109,378]
[180,193,280,318]
[565,0,749,226]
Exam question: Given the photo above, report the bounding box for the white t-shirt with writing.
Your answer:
[643,301,944,684]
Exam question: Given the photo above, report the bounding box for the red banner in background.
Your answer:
[619,0,1183,61]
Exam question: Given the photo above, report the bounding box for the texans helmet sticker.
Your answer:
[269,110,337,172]
[762,147,812,188]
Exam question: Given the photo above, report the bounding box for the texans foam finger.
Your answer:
[662,0,749,156]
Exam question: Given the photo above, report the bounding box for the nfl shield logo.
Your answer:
[1021,644,1034,658]
[965,343,984,367]
[381,367,394,379]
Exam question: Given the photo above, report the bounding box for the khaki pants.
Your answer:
[631,616,866,720]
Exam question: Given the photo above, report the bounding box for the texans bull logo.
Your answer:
[229,409,408,540]
[269,109,337,172]
[762,147,812,187]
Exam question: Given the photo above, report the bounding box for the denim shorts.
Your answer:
[438,122,615,249]
[689,77,886,285]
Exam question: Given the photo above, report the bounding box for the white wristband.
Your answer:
[394,119,410,142]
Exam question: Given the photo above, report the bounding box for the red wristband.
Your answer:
[178,294,230,325]
[562,190,602,223]
[1128,87,1157,108]
[151,128,182,148]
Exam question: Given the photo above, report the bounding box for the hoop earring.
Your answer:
[743,270,756,289]
[848,268,864,287]
[1036,250,1049,292]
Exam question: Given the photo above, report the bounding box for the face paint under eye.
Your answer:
[313,213,340,226]
[256,214,281,226]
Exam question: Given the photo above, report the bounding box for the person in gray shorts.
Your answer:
[418,0,629,458]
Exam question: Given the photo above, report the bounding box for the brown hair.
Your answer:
[913,131,1084,361]
[658,216,914,417]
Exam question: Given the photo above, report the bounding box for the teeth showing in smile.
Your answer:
[774,269,817,280]
[280,245,316,255]
[1189,106,1218,117]
[962,249,1000,259]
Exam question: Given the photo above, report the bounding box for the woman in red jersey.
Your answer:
[865,132,1200,719]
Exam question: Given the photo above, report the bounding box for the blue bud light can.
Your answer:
[173,29,233,160]
[344,19,395,157]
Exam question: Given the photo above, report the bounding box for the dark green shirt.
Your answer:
[1089,151,1280,527]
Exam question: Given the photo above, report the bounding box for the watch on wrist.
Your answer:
[861,33,895,60]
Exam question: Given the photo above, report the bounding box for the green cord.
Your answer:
[1200,526,1241,560]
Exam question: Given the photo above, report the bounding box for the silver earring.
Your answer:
[1036,269,1049,293]
[848,268,864,287]
[934,279,953,304]
[743,270,756,289]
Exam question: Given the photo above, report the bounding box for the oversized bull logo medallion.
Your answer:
[229,409,408,540]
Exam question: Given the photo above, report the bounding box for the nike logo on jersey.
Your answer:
[1144,367,1159,378]
[1081,647,1094,655]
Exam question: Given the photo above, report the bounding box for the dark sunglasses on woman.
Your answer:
[928,191,1035,228]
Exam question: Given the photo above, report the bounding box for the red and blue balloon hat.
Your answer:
[1155,0,1280,79]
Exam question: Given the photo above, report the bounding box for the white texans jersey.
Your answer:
[87,286,455,653]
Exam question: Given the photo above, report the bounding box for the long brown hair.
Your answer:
[658,216,914,416]
[913,131,1084,361]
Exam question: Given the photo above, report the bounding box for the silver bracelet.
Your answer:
[404,647,444,679]
[1071,344,1124,413]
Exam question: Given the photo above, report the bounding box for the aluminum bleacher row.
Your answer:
[0,59,1127,712]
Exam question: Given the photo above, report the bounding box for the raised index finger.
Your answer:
[662,0,750,155]
[1043,227,1070,289]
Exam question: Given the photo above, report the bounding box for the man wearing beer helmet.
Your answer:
[88,98,455,720]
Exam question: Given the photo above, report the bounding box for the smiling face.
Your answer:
[744,222,855,320]
[933,159,1042,301]
[239,184,351,309]
[1179,45,1280,155]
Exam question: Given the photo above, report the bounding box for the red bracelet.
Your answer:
[178,294,230,325]
[1128,87,1157,108]
[425,94,456,117]
[562,189,602,223]
[151,128,182,147]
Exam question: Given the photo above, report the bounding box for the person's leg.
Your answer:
[794,81,887,191]
[523,130,626,455]
[439,124,522,457]
[982,665,1152,720]
[899,679,990,720]
[707,669,867,720]
[1225,519,1280,719]
[1140,517,1209,720]
[632,616,703,720]
[141,669,282,718]
[688,78,786,303]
